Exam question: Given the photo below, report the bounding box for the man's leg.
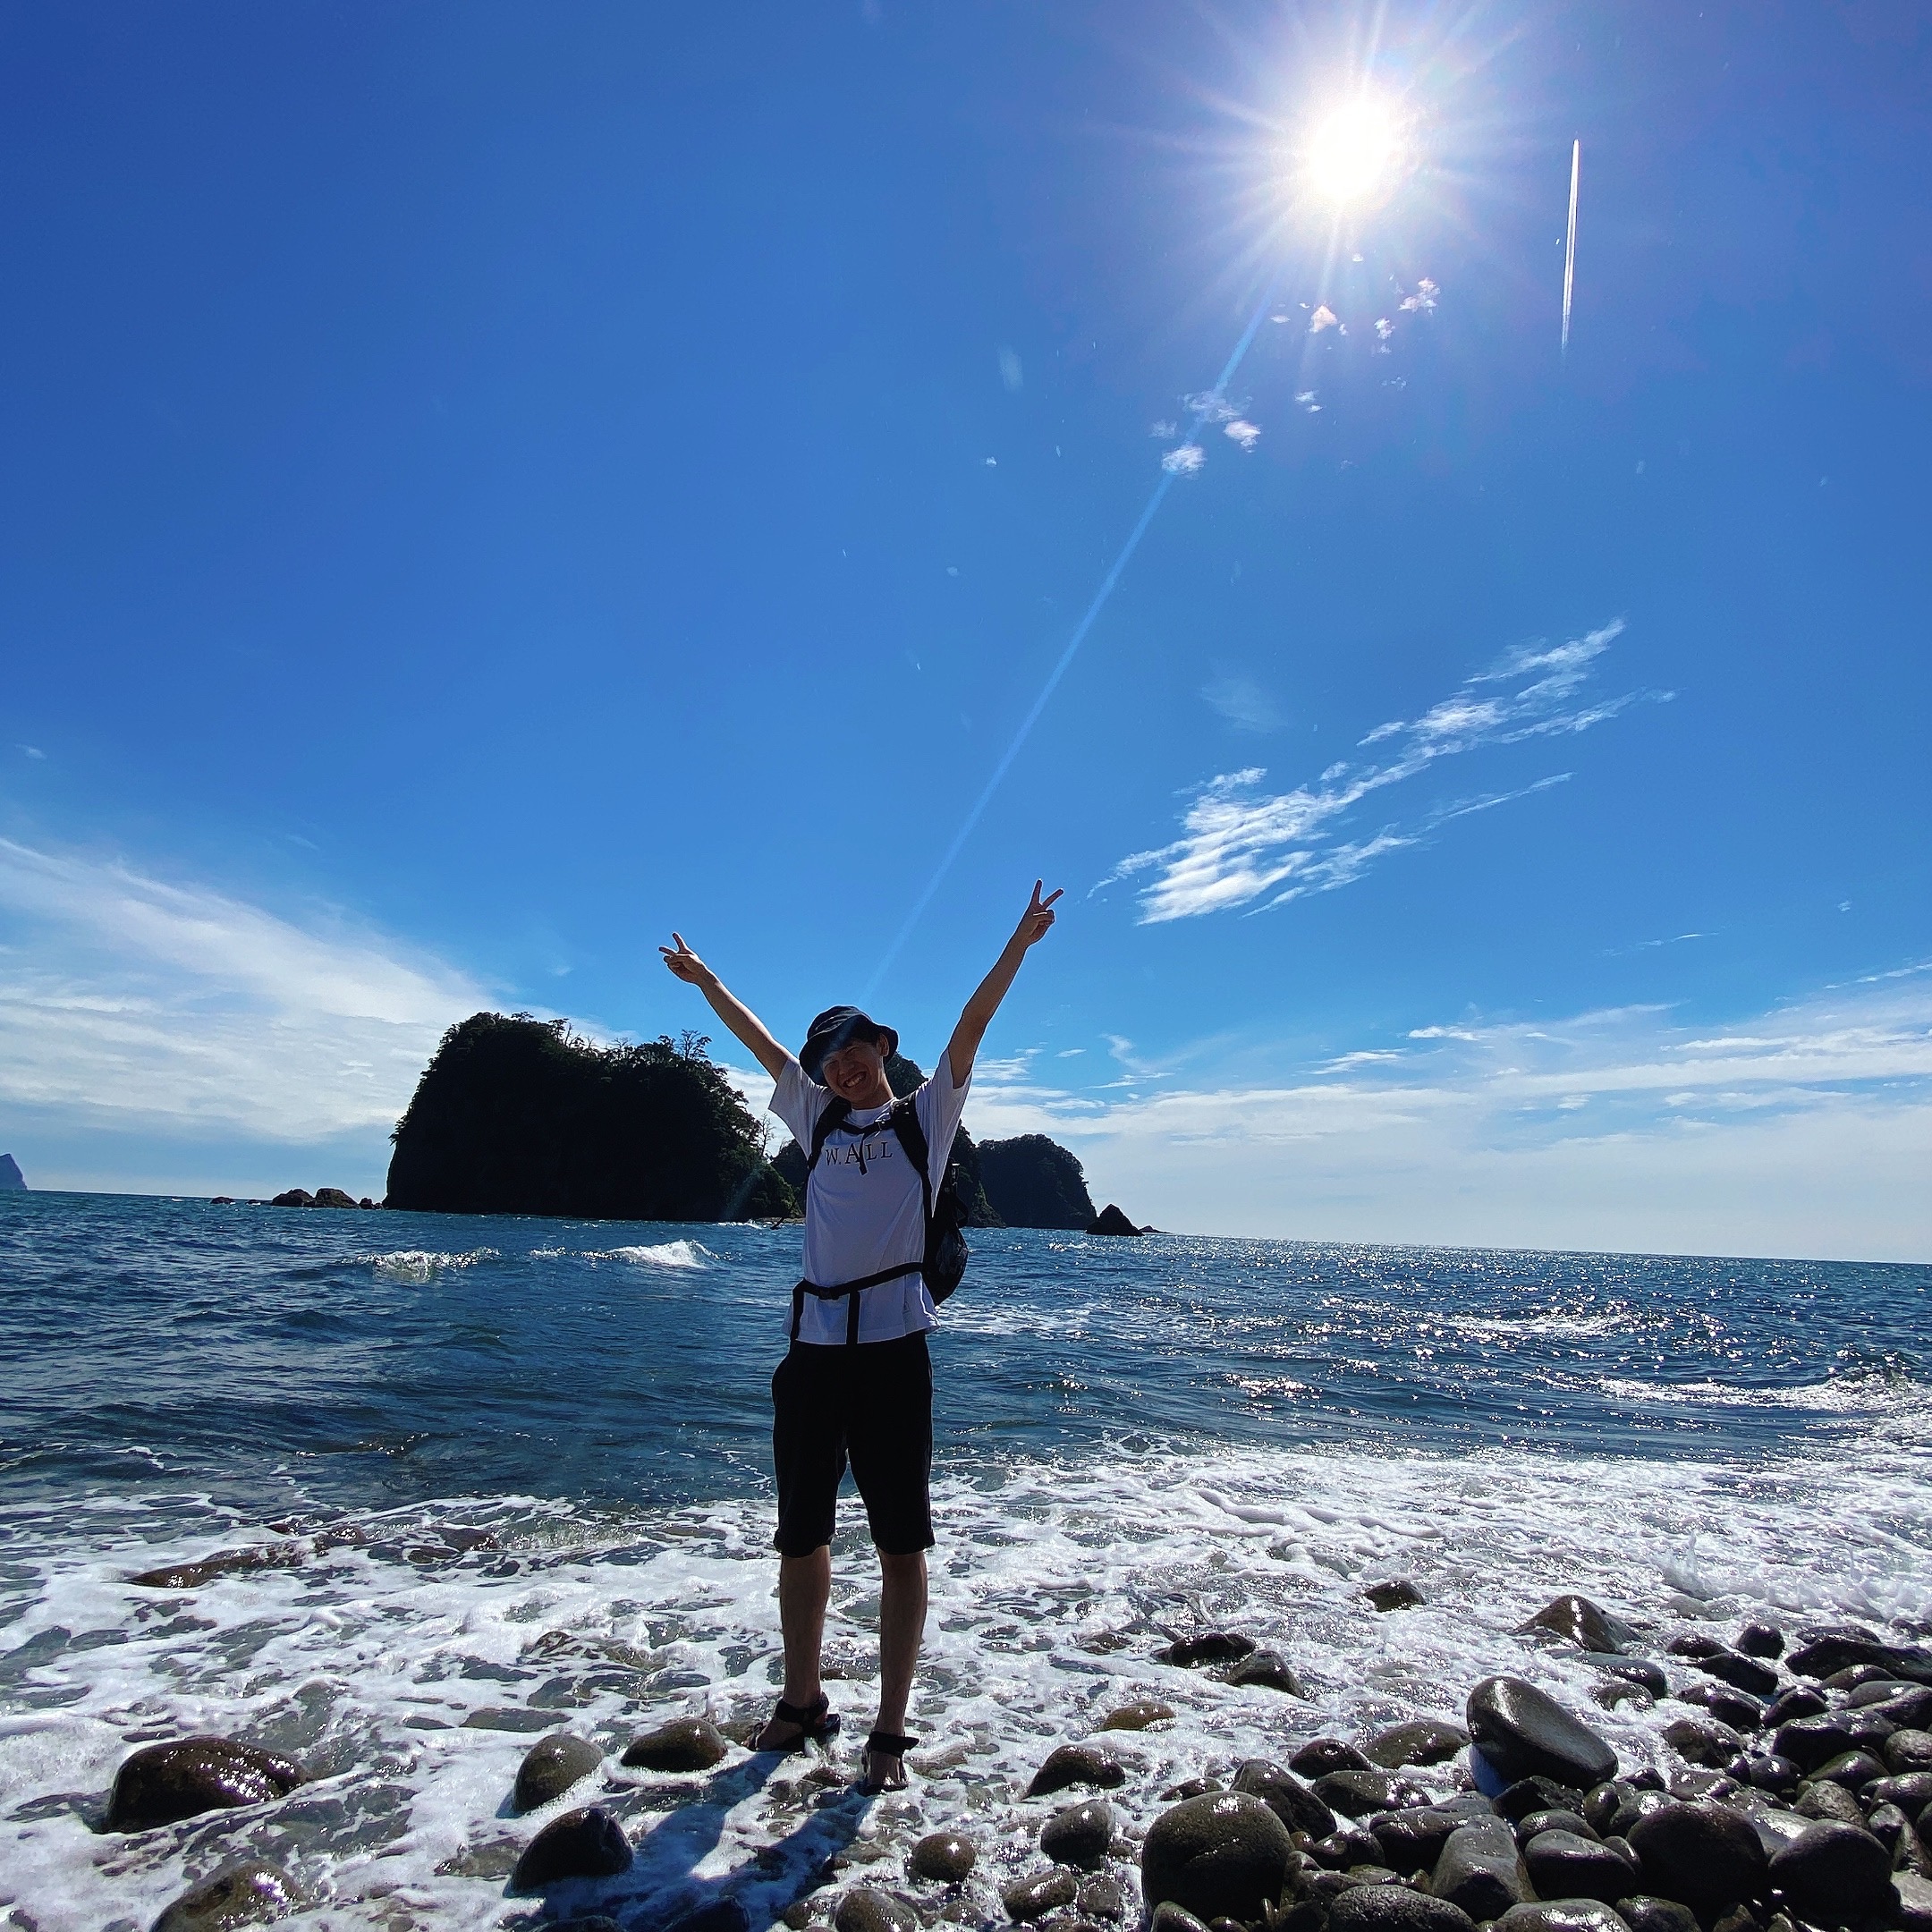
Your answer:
[870,1547,928,1767]
[778,1545,832,1712]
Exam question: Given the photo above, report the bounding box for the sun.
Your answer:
[1303,97,1402,205]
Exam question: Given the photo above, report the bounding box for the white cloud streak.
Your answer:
[0,838,487,1144]
[1100,620,1661,922]
[963,970,1932,1260]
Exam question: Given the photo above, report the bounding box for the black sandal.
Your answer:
[858,1729,919,1793]
[754,1692,840,1753]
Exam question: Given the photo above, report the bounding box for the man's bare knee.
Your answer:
[879,1549,926,1578]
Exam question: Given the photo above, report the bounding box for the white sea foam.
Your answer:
[594,1241,713,1269]
[3,1428,1930,1931]
[360,1249,499,1283]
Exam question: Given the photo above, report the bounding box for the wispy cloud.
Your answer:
[1200,674,1283,733]
[962,970,1932,1259]
[0,837,486,1143]
[1099,620,1663,922]
[1161,444,1206,476]
[1224,419,1261,450]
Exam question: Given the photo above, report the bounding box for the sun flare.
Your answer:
[1304,97,1401,204]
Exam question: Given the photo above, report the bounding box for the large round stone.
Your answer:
[1468,1679,1618,1791]
[511,1807,633,1890]
[1365,1721,1468,1769]
[1368,1808,1466,1875]
[1496,1905,1632,1932]
[1767,1821,1895,1924]
[1028,1742,1125,1797]
[1160,1632,1257,1667]
[1523,1830,1641,1905]
[622,1717,727,1773]
[1232,1759,1336,1838]
[1292,1740,1374,1778]
[835,1887,918,1932]
[513,1733,603,1812]
[909,1832,976,1882]
[105,1738,307,1833]
[1041,1799,1114,1870]
[1225,1649,1306,1695]
[1315,1770,1422,1818]
[1141,1791,1298,1923]
[1327,1886,1477,1932]
[1688,1650,1780,1700]
[1738,1623,1785,1660]
[1003,1869,1080,1922]
[1661,1716,1743,1769]
[1432,1819,1530,1921]
[1625,1801,1766,1918]
[1675,1682,1765,1734]
[1100,1702,1174,1732]
[1518,1597,1640,1656]
[1617,1898,1700,1932]
[151,1863,303,1932]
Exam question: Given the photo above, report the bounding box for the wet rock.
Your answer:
[1293,1741,1375,1779]
[1315,1771,1421,1818]
[1523,1829,1641,1904]
[1763,1686,1829,1728]
[129,1546,303,1590]
[1663,1716,1745,1768]
[1583,1784,1631,1835]
[1739,1624,1786,1660]
[1165,1778,1222,1801]
[1311,1828,1381,1868]
[1589,1658,1669,1697]
[1625,1801,1767,1919]
[1767,1821,1895,1923]
[1141,1791,1299,1923]
[511,1807,632,1890]
[513,1733,603,1812]
[1811,1749,1889,1788]
[1786,1629,1932,1686]
[1100,1702,1174,1732]
[1873,1689,1932,1731]
[1161,1633,1257,1668]
[1668,1634,1729,1662]
[1794,1781,1866,1825]
[1740,1755,1801,1797]
[622,1716,728,1773]
[1496,1777,1590,1823]
[1676,1683,1766,1734]
[1595,1684,1654,1713]
[668,1904,750,1932]
[836,1887,919,1932]
[1469,1678,1618,1791]
[1889,1731,1932,1774]
[1003,1869,1080,1922]
[1078,1875,1126,1921]
[1326,1888,1476,1932]
[1029,1743,1126,1797]
[1225,1650,1307,1695]
[1869,1772,1932,1812]
[1776,1709,1896,1774]
[1364,1721,1467,1769]
[549,1919,625,1932]
[1368,1809,1467,1875]
[1496,1906,1632,1932]
[1897,1873,1932,1932]
[1521,1597,1641,1656]
[1233,1759,1337,1838]
[1865,1802,1929,1874]
[1432,1819,1530,1920]
[1708,1908,1760,1932]
[1688,1652,1781,1701]
[1150,1907,1212,1932]
[1519,1810,1599,1843]
[1366,1581,1426,1614]
[106,1738,308,1833]
[151,1862,303,1932]
[910,1833,977,1883]
[1042,1800,1114,1870]
[1618,1899,1700,1932]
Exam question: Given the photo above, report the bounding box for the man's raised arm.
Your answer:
[660,934,791,1082]
[945,880,1063,1088]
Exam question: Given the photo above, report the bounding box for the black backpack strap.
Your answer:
[806,1098,852,1173]
[886,1097,934,1220]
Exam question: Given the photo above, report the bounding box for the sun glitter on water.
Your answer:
[1303,96,1401,203]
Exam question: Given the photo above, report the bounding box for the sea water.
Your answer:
[1,1191,1928,1931]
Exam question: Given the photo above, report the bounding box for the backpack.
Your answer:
[792,1095,970,1343]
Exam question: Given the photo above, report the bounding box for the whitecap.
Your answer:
[361,1249,497,1284]
[593,1240,712,1269]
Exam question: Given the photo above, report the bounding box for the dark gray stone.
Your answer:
[1078,1874,1126,1921]
[1432,1819,1530,1921]
[1889,1731,1932,1774]
[1041,1800,1114,1870]
[1618,1899,1700,1932]
[1311,1828,1381,1869]
[1368,1809,1466,1874]
[1675,1682,1766,1734]
[1811,1749,1889,1788]
[1366,1581,1427,1614]
[622,1717,727,1773]
[1233,1759,1336,1838]
[1625,1801,1767,1919]
[1029,1743,1125,1797]
[1870,1772,1932,1812]
[835,1888,919,1932]
[1794,1781,1866,1825]
[1226,1649,1307,1695]
[1896,1873,1932,1932]
[1496,1906,1632,1932]
[1738,1625,1785,1660]
[1774,1710,1895,1774]
[1364,1721,1467,1769]
[1689,1652,1781,1700]
[511,1807,632,1890]
[1740,1755,1801,1797]
[1520,1810,1599,1843]
[1589,1658,1669,1697]
[1523,1830,1641,1905]
[513,1733,602,1812]
[1663,1716,1745,1768]
[1520,1597,1641,1656]
[1469,1678,1619,1791]
[668,1904,749,1932]
[1872,1689,1932,1731]
[1100,1701,1174,1732]
[1767,1821,1896,1924]
[1497,1777,1589,1823]
[1763,1686,1829,1728]
[1326,1887,1476,1932]
[1161,1632,1257,1668]
[1786,1630,1932,1686]
[1003,1869,1080,1922]
[910,1832,976,1883]
[151,1863,302,1932]
[1293,1740,1376,1778]
[1314,1771,1421,1818]
[1141,1791,1298,1923]
[106,1738,308,1833]
[1150,1907,1212,1932]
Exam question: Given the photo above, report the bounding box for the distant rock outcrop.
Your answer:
[978,1134,1096,1230]
[0,1154,24,1191]
[1087,1203,1150,1237]
[386,1013,794,1222]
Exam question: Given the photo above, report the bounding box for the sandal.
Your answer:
[858,1729,919,1794]
[753,1692,840,1753]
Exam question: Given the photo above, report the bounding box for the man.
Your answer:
[660,881,1062,1791]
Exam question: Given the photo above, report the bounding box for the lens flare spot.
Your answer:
[1305,98,1400,204]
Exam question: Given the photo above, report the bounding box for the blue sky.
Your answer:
[3,2,1928,1258]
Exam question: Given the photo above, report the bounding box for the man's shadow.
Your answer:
[515,1748,880,1932]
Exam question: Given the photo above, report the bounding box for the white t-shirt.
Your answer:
[768,1048,971,1346]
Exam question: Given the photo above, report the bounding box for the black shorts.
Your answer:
[771,1331,934,1558]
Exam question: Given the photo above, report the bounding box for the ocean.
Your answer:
[1,1191,1928,1931]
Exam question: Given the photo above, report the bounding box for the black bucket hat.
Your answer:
[801,1006,898,1082]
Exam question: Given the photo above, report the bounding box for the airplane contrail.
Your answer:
[861,284,1282,999]
[1562,138,1580,355]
